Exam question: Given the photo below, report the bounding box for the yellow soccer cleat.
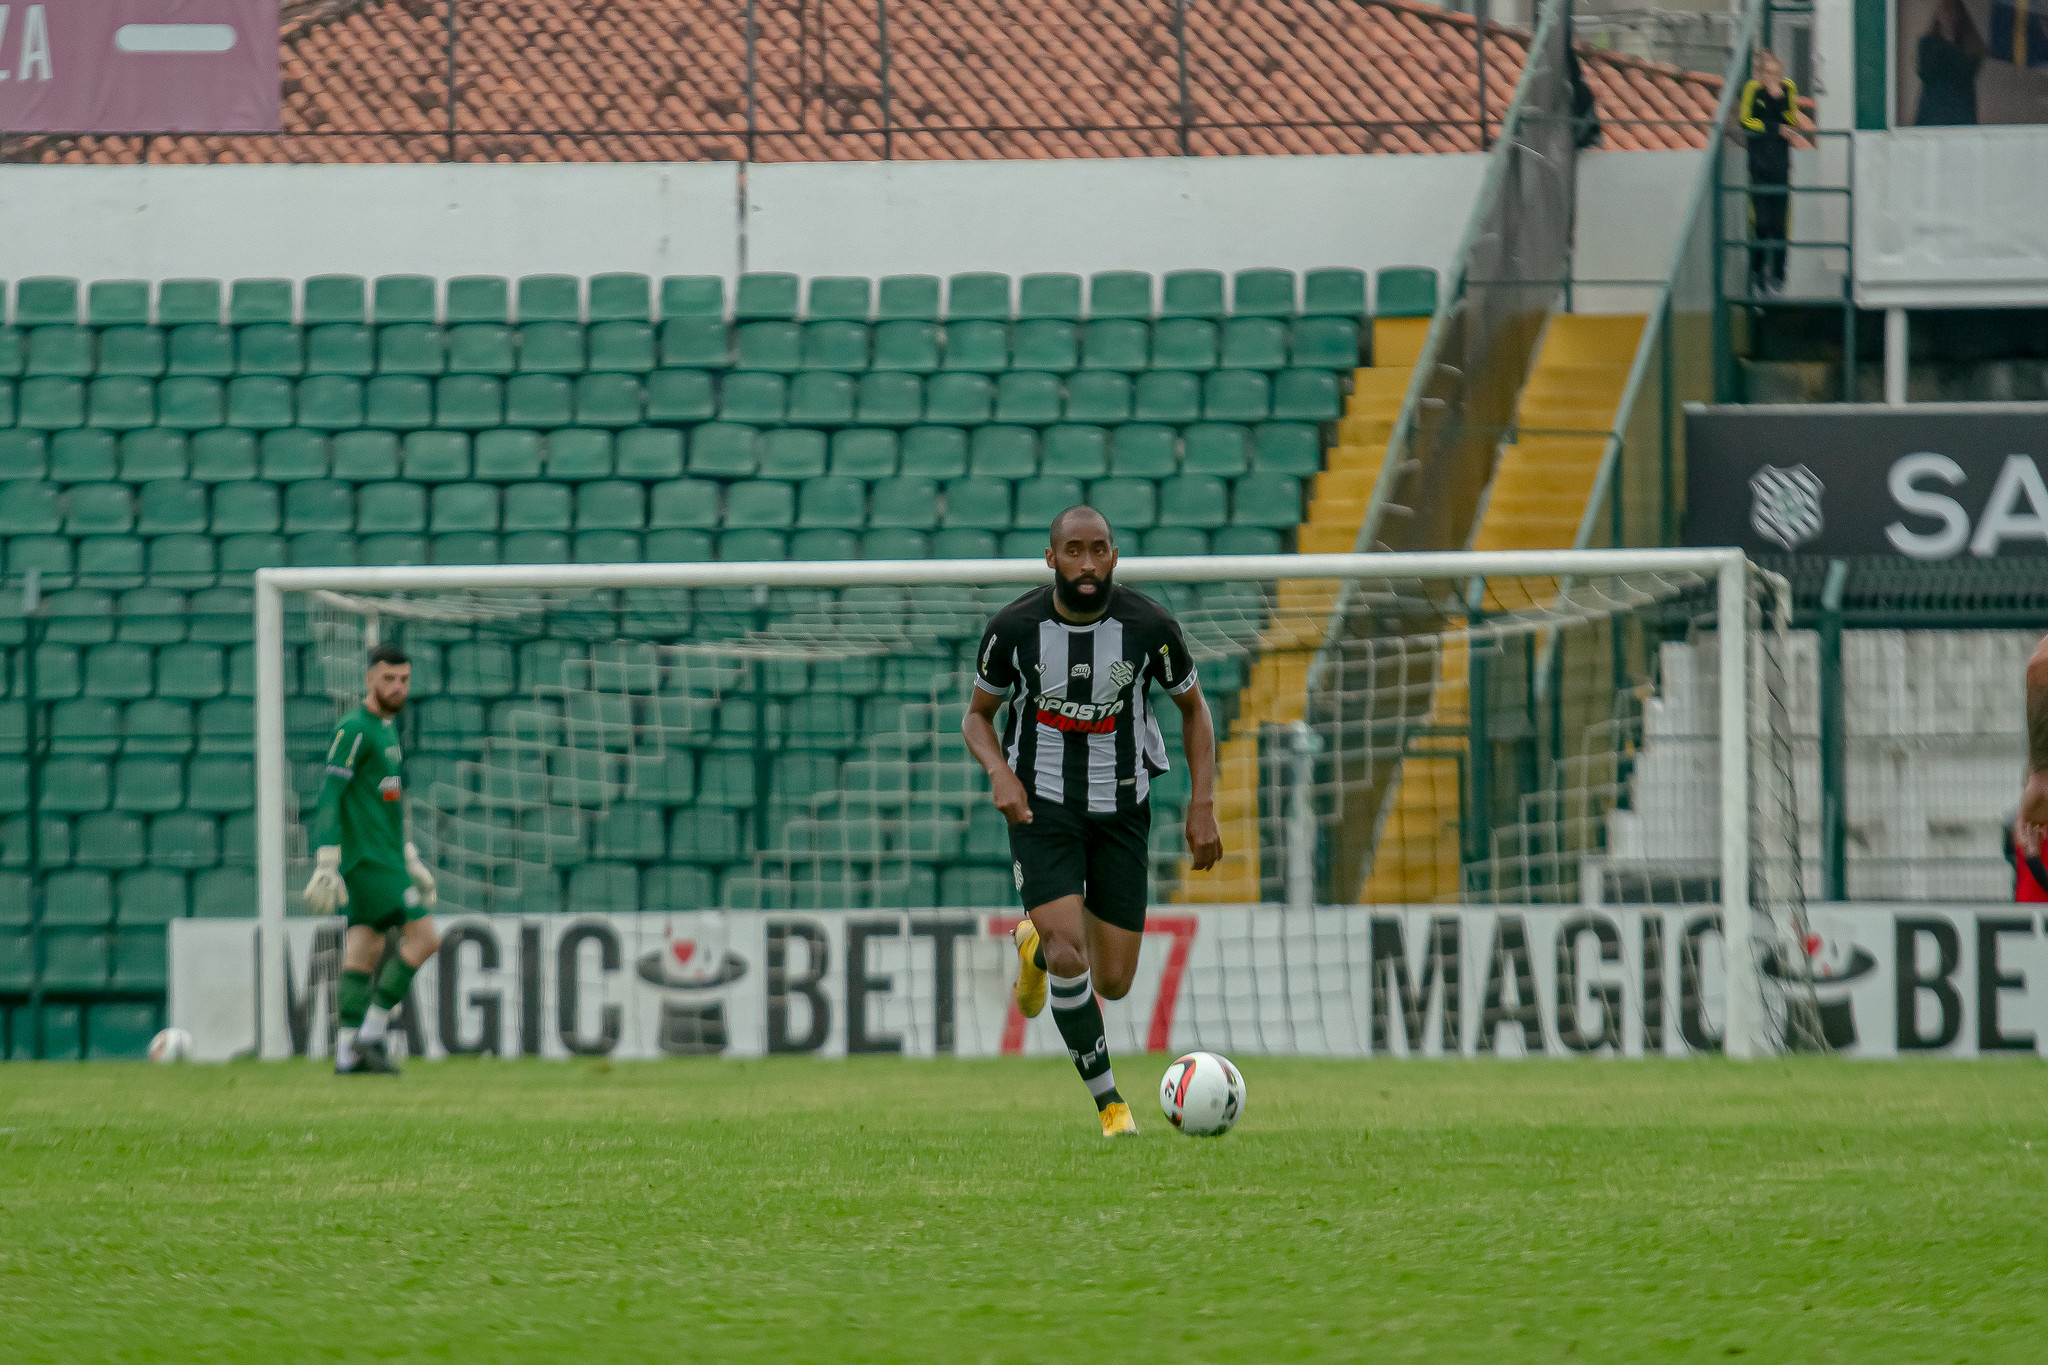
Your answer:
[1100,1101,1139,1138]
[1012,918,1047,1018]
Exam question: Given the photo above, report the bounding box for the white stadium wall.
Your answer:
[1856,127,2048,308]
[0,151,1695,304]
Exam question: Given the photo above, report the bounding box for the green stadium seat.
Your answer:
[18,376,84,429]
[448,322,516,375]
[4,536,69,581]
[373,275,436,324]
[695,753,758,808]
[41,758,110,814]
[47,587,116,643]
[646,369,716,424]
[157,643,225,700]
[430,482,499,533]
[643,866,716,911]
[688,423,758,477]
[157,279,222,326]
[1233,269,1297,317]
[1012,319,1078,373]
[0,479,59,534]
[1232,472,1304,527]
[1272,368,1342,420]
[518,275,580,324]
[756,428,825,479]
[116,432,183,484]
[284,480,352,533]
[925,374,992,425]
[358,482,427,533]
[1037,424,1109,478]
[188,429,257,481]
[1088,271,1152,319]
[1162,269,1226,319]
[822,429,888,479]
[591,805,667,862]
[366,374,433,428]
[404,430,471,481]
[589,273,651,323]
[794,527,860,562]
[969,425,1036,478]
[1081,320,1149,372]
[147,811,216,868]
[646,478,720,531]
[196,697,254,753]
[17,277,80,325]
[379,323,447,375]
[942,321,1007,372]
[1160,473,1229,529]
[1018,273,1083,321]
[520,321,584,373]
[291,531,356,566]
[796,476,865,529]
[459,430,534,482]
[505,374,572,427]
[433,532,501,565]
[308,323,375,376]
[725,480,795,530]
[167,324,235,377]
[229,279,293,325]
[98,326,167,379]
[736,273,800,321]
[1375,266,1438,319]
[995,371,1060,424]
[1111,424,1177,478]
[544,428,612,480]
[145,534,215,585]
[1134,371,1201,423]
[807,277,871,322]
[645,528,712,562]
[576,481,646,530]
[1088,477,1157,531]
[0,431,45,478]
[209,481,279,534]
[227,375,295,429]
[1303,267,1368,317]
[215,532,285,575]
[502,530,568,564]
[295,374,364,428]
[359,532,427,566]
[237,324,304,376]
[52,699,121,755]
[1152,318,1218,371]
[1213,526,1284,555]
[870,477,940,530]
[736,321,802,374]
[788,372,855,425]
[947,273,1011,321]
[41,931,110,991]
[88,999,160,1057]
[943,477,1011,530]
[1142,526,1209,556]
[28,325,94,376]
[0,931,31,991]
[667,807,740,863]
[74,536,143,587]
[661,275,724,319]
[589,321,656,374]
[800,321,868,373]
[616,427,684,479]
[188,586,250,644]
[871,320,940,375]
[51,428,118,480]
[900,426,966,478]
[860,528,928,559]
[118,588,189,644]
[64,484,134,535]
[659,317,728,371]
[436,374,504,429]
[1182,424,1250,476]
[877,275,941,322]
[88,280,150,326]
[850,372,920,426]
[1205,370,1271,421]
[261,428,328,480]
[193,867,255,917]
[720,372,787,424]
[1066,371,1132,424]
[1015,475,1085,529]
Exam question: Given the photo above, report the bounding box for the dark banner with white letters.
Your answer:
[1685,405,2048,558]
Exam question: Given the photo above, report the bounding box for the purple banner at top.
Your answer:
[0,0,279,133]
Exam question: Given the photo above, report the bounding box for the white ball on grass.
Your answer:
[1158,1051,1246,1136]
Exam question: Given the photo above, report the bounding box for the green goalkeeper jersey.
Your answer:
[313,704,407,876]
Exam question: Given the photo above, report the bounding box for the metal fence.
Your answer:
[0,0,1544,166]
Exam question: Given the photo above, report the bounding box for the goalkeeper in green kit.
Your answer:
[303,645,441,1075]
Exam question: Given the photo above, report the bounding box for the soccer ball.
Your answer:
[1158,1051,1245,1136]
[148,1028,193,1064]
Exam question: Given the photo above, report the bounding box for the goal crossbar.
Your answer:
[251,547,1758,1060]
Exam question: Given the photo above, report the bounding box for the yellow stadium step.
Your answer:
[1372,316,1431,368]
[1176,731,1265,903]
[1357,633,1472,904]
[1346,365,1411,417]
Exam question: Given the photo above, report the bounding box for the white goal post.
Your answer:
[251,548,1798,1061]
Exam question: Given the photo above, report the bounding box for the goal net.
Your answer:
[250,550,1819,1060]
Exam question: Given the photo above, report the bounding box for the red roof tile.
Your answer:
[0,0,1724,165]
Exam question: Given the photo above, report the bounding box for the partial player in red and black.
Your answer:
[962,506,1222,1136]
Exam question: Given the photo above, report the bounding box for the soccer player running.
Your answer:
[303,645,441,1075]
[963,507,1222,1137]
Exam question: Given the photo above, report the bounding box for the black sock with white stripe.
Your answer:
[1047,971,1121,1111]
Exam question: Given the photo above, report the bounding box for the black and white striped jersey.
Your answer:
[972,585,1198,813]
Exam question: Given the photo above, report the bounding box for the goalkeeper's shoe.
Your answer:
[1012,918,1047,1018]
[343,1039,401,1076]
[1099,1101,1139,1138]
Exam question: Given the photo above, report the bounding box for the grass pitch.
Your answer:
[2,1058,2044,1362]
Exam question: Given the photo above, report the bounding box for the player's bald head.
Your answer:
[1049,505,1113,547]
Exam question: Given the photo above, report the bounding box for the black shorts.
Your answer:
[1007,796,1151,933]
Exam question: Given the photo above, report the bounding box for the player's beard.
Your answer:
[1053,565,1113,618]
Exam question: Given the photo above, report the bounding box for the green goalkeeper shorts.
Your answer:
[343,863,427,933]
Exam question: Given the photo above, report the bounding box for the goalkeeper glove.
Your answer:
[304,846,347,914]
[405,841,438,910]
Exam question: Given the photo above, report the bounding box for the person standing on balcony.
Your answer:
[1738,50,1805,297]
[1915,0,1984,127]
